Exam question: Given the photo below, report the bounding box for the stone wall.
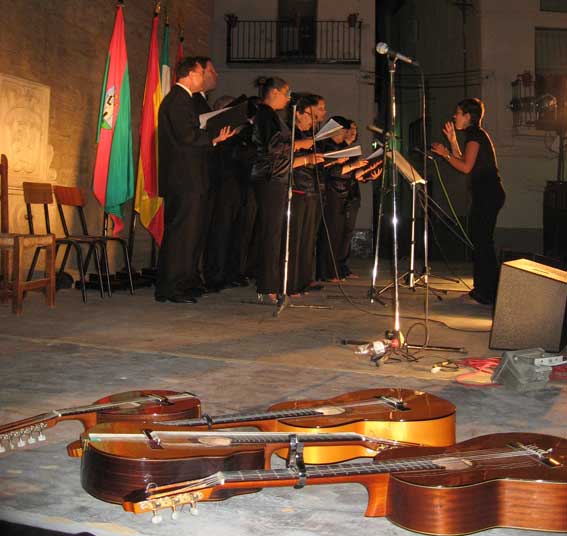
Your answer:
[0,0,212,270]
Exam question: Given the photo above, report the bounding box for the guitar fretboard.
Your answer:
[225,457,440,483]
[164,408,324,427]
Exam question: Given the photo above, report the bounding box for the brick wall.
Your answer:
[0,0,212,270]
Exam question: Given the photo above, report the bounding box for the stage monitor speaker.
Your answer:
[490,258,567,352]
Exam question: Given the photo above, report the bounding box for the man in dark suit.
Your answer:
[155,56,233,303]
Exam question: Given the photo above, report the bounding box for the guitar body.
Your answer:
[262,388,455,463]
[66,390,202,457]
[92,390,201,424]
[380,433,567,534]
[81,424,271,504]
[123,432,567,535]
[0,390,201,456]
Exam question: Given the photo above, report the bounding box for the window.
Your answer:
[541,1,567,13]
[535,27,567,128]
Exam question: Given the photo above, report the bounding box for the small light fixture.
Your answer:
[347,13,359,27]
[225,13,238,28]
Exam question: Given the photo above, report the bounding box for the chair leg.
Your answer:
[101,241,112,297]
[72,243,87,303]
[120,239,135,295]
[0,248,9,304]
[90,243,106,298]
[45,236,56,308]
[13,238,24,315]
[58,243,71,279]
[27,246,42,282]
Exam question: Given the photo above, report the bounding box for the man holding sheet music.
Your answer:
[155,57,234,304]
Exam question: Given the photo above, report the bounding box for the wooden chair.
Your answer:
[53,185,134,296]
[22,182,106,302]
[0,155,56,315]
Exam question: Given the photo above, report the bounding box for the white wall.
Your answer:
[480,0,567,231]
[210,0,376,228]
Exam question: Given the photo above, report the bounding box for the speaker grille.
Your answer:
[490,259,567,351]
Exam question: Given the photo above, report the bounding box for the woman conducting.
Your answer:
[432,97,505,305]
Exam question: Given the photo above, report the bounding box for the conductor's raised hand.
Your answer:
[442,120,457,145]
[213,126,237,145]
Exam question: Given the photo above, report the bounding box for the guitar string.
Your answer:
[144,446,558,499]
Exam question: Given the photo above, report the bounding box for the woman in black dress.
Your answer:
[251,78,323,303]
[432,97,505,305]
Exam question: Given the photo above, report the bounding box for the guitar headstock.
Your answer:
[0,412,59,453]
[123,472,224,523]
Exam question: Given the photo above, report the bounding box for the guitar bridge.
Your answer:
[376,396,409,411]
[508,441,563,467]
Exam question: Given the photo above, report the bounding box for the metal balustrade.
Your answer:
[226,19,362,64]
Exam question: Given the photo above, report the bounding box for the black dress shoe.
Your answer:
[155,294,197,304]
[182,287,203,298]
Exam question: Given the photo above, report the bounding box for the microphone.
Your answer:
[413,147,434,160]
[375,42,419,67]
[367,124,384,135]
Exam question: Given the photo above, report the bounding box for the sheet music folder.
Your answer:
[386,150,425,185]
[200,101,249,138]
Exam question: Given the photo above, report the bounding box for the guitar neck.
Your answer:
[224,457,439,485]
[163,407,324,427]
[86,429,377,448]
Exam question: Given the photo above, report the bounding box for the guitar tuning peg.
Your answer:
[151,511,163,524]
[171,507,179,520]
[0,443,5,454]
[189,503,199,516]
[37,431,46,442]
[27,434,36,444]
[17,437,26,448]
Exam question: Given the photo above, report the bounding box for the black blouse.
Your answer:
[464,125,503,198]
[250,103,291,183]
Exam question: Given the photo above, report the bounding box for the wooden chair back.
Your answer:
[23,182,54,205]
[22,182,54,235]
[53,185,90,237]
[1,154,8,234]
[53,185,87,208]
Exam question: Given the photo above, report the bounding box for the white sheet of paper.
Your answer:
[363,147,384,160]
[315,119,344,141]
[386,150,425,184]
[323,145,362,159]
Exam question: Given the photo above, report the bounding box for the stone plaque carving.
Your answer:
[0,74,50,184]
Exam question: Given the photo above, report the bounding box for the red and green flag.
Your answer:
[93,3,134,234]
[134,8,163,245]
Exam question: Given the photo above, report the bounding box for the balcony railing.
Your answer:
[226,19,362,65]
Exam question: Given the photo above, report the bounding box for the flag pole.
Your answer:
[126,1,162,283]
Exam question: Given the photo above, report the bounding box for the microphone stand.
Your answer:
[274,104,297,317]
[385,57,403,343]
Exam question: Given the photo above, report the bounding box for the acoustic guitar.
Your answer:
[0,390,200,454]
[161,388,456,464]
[80,423,413,504]
[79,388,455,504]
[123,432,567,535]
